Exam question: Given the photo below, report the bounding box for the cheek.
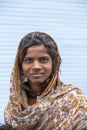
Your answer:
[46,63,52,75]
[49,65,52,74]
[22,64,29,73]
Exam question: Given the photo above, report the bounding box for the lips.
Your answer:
[31,73,44,78]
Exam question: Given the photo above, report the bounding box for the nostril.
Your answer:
[32,67,41,71]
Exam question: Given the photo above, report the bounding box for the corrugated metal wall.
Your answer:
[0,0,87,123]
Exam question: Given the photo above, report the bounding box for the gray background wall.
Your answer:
[0,0,87,123]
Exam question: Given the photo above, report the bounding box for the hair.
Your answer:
[13,31,61,95]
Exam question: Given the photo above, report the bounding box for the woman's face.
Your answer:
[22,44,52,87]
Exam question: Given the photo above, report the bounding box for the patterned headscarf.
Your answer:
[4,32,87,130]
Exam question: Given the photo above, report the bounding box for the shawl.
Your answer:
[4,69,87,130]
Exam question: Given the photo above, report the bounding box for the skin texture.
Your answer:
[22,44,52,95]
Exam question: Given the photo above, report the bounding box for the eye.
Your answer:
[40,57,49,63]
[23,58,33,64]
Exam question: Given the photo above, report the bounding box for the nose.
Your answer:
[32,61,41,70]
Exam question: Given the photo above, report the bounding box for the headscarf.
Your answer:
[4,32,87,130]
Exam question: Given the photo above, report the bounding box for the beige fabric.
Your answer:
[4,69,87,130]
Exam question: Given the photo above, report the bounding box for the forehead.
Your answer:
[25,44,49,56]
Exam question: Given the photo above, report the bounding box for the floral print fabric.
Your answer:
[4,70,87,130]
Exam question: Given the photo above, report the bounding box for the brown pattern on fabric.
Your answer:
[4,70,87,130]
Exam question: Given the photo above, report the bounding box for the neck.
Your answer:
[30,84,42,96]
[28,97,37,105]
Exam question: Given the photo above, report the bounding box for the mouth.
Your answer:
[31,73,44,78]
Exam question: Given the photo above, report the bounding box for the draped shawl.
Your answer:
[4,69,87,130]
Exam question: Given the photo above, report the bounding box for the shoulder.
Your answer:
[58,82,86,101]
[62,84,87,105]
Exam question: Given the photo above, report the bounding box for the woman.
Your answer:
[4,31,87,130]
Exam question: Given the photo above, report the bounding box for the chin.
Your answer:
[31,79,45,84]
